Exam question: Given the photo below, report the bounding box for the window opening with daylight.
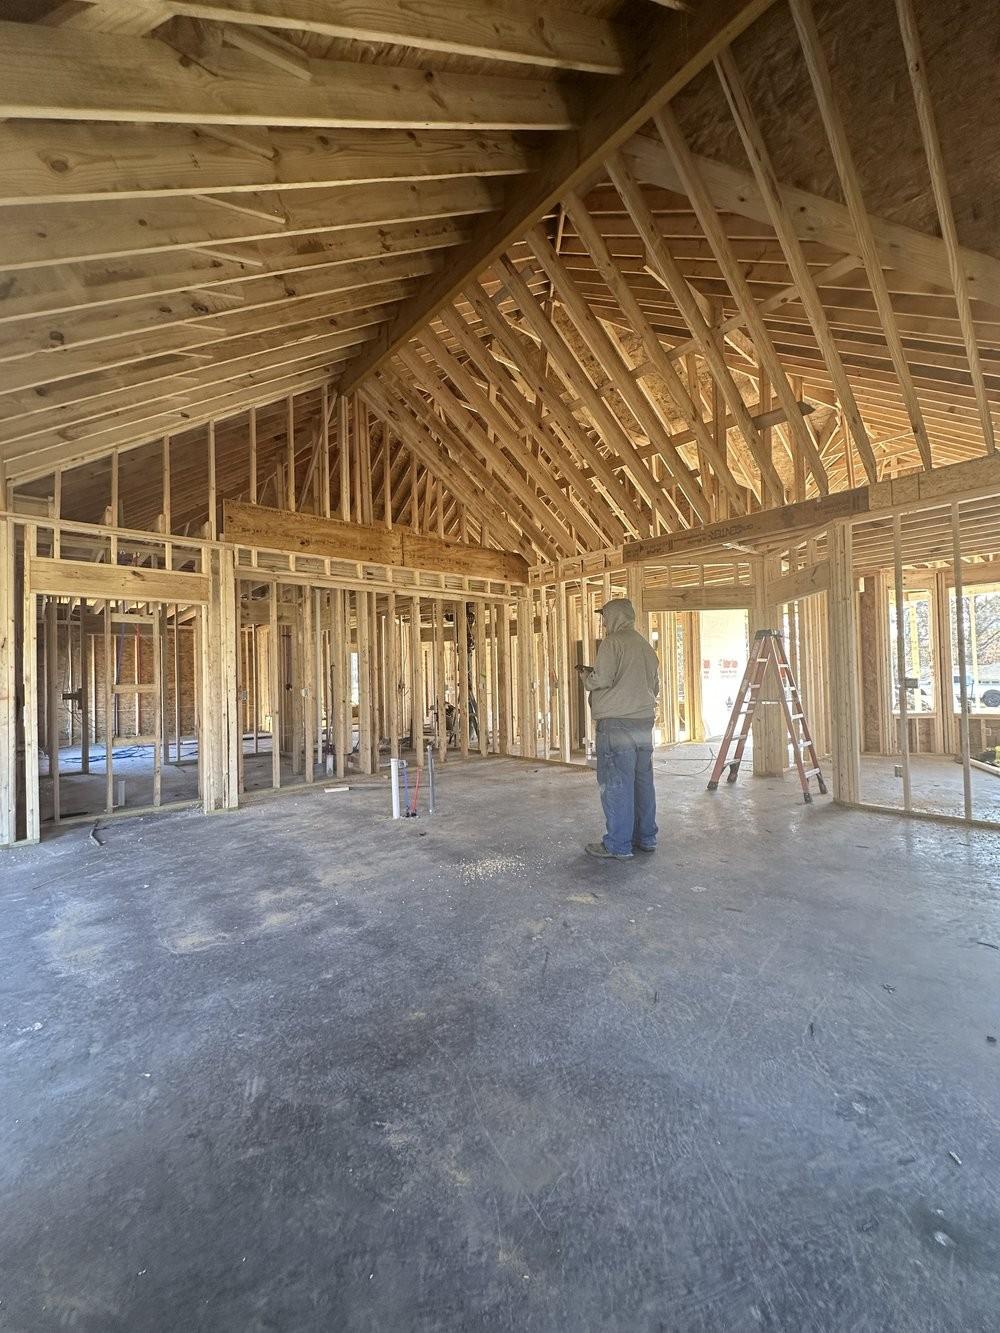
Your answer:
[950,583,1000,713]
[888,587,934,714]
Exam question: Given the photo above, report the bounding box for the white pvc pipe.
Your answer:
[390,756,401,820]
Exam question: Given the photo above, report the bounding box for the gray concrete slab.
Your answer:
[2,756,1000,1331]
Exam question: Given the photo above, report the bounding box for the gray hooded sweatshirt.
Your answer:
[582,598,660,723]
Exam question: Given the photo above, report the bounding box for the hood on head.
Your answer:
[599,598,636,633]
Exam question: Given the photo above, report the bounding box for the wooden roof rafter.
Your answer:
[5,0,1000,567]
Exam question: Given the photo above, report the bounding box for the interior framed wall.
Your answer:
[0,505,527,847]
[851,494,1000,826]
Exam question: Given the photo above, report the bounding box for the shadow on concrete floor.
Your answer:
[3,758,1000,1330]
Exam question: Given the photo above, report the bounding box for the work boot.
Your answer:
[633,844,656,855]
[585,841,633,860]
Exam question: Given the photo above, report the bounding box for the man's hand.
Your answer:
[575,664,591,675]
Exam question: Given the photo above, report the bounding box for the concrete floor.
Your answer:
[39,734,437,824]
[861,752,1000,823]
[3,756,1000,1331]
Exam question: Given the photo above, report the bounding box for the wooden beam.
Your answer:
[436,304,628,547]
[0,177,500,272]
[525,226,711,525]
[222,500,530,582]
[764,560,831,604]
[625,487,871,561]
[396,340,576,557]
[713,48,878,484]
[561,187,745,509]
[0,251,447,372]
[169,0,625,73]
[788,0,932,469]
[0,327,373,452]
[0,518,15,847]
[28,556,210,604]
[337,0,777,390]
[44,0,172,35]
[623,135,1000,315]
[893,0,995,457]
[0,122,531,207]
[643,583,755,611]
[494,253,676,531]
[0,21,576,130]
[653,105,830,495]
[606,150,783,504]
[826,522,860,803]
[401,531,526,584]
[6,366,333,480]
[0,220,470,326]
[0,280,406,400]
[363,373,532,555]
[462,280,650,536]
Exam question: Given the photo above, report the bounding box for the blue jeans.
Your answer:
[596,718,657,856]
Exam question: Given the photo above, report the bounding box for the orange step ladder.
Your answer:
[707,629,827,804]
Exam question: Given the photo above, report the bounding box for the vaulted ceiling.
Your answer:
[3,0,998,563]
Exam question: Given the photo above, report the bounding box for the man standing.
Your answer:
[577,598,660,860]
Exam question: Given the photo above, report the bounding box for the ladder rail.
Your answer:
[707,629,827,804]
[707,642,768,790]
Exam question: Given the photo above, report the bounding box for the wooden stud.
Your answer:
[0,520,16,845]
[539,587,552,759]
[109,449,120,561]
[356,590,373,774]
[433,598,447,762]
[555,581,572,763]
[172,603,181,766]
[331,587,347,778]
[45,597,60,824]
[409,595,424,767]
[891,512,912,810]
[268,579,281,789]
[207,420,218,539]
[386,590,400,759]
[472,598,488,756]
[516,591,532,759]
[458,597,470,758]
[581,580,596,756]
[681,611,705,743]
[80,610,91,775]
[826,522,861,804]
[103,592,114,816]
[950,503,974,819]
[22,527,40,843]
[338,393,351,524]
[152,606,163,806]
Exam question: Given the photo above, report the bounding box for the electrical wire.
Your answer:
[656,745,719,778]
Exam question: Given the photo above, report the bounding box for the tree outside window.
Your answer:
[888,588,934,714]
[950,583,1000,713]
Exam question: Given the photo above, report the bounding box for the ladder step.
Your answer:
[803,767,822,778]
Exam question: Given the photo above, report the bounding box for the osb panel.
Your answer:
[672,0,1000,262]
